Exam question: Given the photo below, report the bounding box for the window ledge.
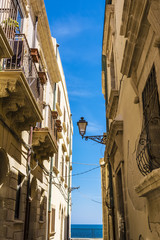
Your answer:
[135,168,160,197]
[50,232,56,237]
[39,220,45,224]
[14,220,24,224]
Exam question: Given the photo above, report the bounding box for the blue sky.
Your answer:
[45,0,106,224]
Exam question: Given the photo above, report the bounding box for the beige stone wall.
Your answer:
[0,0,73,239]
[102,0,160,239]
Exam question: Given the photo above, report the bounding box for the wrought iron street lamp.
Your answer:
[77,117,107,144]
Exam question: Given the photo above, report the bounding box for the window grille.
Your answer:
[136,65,160,175]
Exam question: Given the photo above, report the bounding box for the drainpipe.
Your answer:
[102,54,115,240]
[67,114,72,240]
[48,83,57,239]
[24,127,33,240]
[48,156,54,240]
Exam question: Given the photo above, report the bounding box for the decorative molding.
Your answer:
[106,89,119,119]
[30,0,62,83]
[56,103,62,116]
[63,122,67,132]
[53,166,59,175]
[32,129,58,160]
[106,120,123,156]
[102,4,114,56]
[19,0,29,17]
[57,131,63,139]
[0,71,43,132]
[65,155,69,162]
[66,136,70,145]
[120,0,149,77]
[62,143,67,153]
[120,0,132,37]
[147,1,160,37]
[60,176,64,182]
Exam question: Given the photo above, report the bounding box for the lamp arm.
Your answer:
[82,135,107,145]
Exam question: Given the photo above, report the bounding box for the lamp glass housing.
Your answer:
[77,117,88,137]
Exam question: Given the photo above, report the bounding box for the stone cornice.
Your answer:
[102,4,114,56]
[106,89,119,119]
[30,0,62,83]
[106,120,123,156]
[120,0,150,77]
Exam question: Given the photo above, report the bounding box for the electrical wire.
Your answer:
[52,165,100,179]
[91,199,102,204]
[75,192,102,205]
[72,166,100,177]
[72,162,99,166]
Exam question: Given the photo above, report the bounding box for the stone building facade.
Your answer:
[0,0,73,239]
[101,0,160,239]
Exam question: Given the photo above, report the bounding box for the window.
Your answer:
[16,8,23,33]
[39,190,45,221]
[64,108,66,123]
[110,50,116,89]
[57,87,61,106]
[39,203,44,221]
[136,65,160,175]
[0,0,23,39]
[51,208,56,233]
[142,65,160,168]
[142,65,160,126]
[15,172,22,219]
[116,169,126,239]
[55,153,58,169]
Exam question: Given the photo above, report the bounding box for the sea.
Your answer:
[71,224,103,238]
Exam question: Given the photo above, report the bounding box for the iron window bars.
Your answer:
[136,65,160,176]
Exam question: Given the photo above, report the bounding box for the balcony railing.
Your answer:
[136,117,160,176]
[2,33,43,111]
[0,0,18,45]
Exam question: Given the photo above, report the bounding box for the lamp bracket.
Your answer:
[82,135,107,145]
